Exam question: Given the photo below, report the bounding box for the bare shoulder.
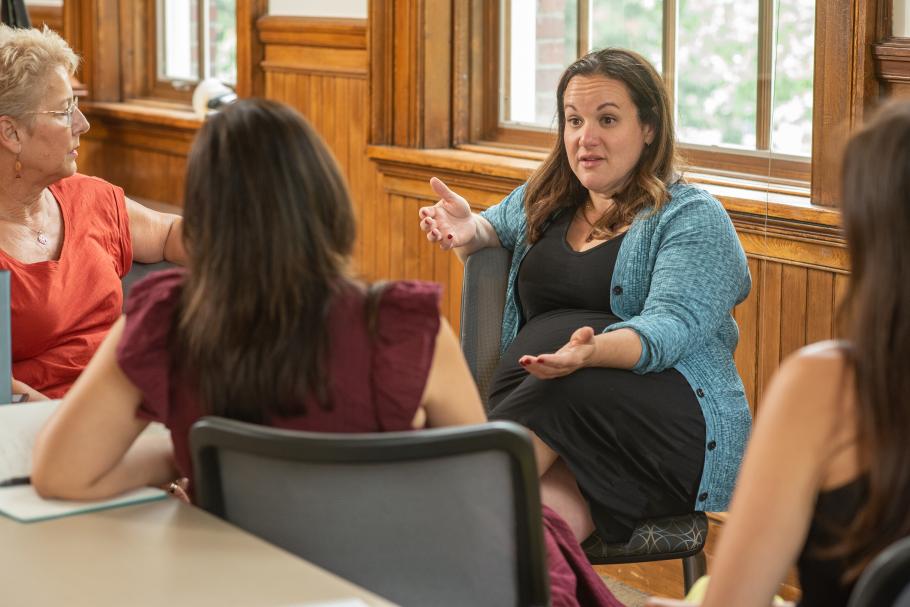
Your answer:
[776,340,850,388]
[761,340,854,437]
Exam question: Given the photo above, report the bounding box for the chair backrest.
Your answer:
[460,246,511,410]
[190,417,549,607]
[121,261,176,304]
[848,536,910,607]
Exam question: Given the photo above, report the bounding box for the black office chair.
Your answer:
[460,246,708,593]
[190,417,549,607]
[848,536,910,607]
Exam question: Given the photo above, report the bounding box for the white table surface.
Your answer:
[0,497,397,607]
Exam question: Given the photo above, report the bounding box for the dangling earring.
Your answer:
[14,144,22,179]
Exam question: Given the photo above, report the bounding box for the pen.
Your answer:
[0,476,30,487]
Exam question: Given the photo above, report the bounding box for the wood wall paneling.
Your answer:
[257,17,378,281]
[874,37,910,98]
[26,5,64,32]
[77,104,198,204]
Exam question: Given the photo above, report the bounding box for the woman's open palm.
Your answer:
[520,326,597,380]
[418,177,476,250]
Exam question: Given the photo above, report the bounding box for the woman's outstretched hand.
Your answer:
[520,326,597,380]
[418,177,477,250]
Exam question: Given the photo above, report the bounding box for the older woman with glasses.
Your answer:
[0,25,185,400]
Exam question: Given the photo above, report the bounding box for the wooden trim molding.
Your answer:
[258,16,366,49]
[258,17,368,79]
[874,37,910,93]
[369,0,453,148]
[810,0,882,207]
[236,0,269,98]
[368,144,844,244]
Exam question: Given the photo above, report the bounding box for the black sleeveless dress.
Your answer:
[487,210,706,542]
[797,477,868,607]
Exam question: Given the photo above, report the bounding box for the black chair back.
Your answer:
[848,536,910,607]
[190,417,549,607]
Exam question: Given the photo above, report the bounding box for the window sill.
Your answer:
[81,100,203,131]
[368,144,840,229]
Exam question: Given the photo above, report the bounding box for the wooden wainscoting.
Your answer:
[728,211,849,415]
[77,103,198,205]
[258,16,380,278]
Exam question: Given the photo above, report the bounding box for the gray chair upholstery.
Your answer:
[190,417,549,607]
[460,246,708,593]
[460,246,511,409]
[121,261,176,303]
[848,536,910,607]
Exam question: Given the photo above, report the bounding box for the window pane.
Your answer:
[591,0,663,73]
[209,0,237,85]
[676,0,758,149]
[770,0,814,157]
[159,0,199,82]
[502,0,577,128]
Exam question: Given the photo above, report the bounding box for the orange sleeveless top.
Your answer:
[1,174,132,398]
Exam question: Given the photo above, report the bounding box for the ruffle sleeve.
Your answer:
[116,268,187,425]
[371,280,442,430]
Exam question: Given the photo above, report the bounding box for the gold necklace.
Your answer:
[577,200,604,242]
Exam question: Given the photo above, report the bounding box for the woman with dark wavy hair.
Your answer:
[650,100,910,607]
[419,48,752,548]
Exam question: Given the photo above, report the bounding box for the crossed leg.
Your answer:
[531,432,595,542]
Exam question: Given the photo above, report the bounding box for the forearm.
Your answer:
[586,328,642,370]
[454,214,502,262]
[11,379,49,402]
[34,433,176,501]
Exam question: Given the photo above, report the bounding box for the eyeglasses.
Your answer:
[27,97,80,127]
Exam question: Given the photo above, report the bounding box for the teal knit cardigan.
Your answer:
[480,182,752,512]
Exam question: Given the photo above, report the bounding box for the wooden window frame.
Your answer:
[467,0,813,185]
[368,0,883,208]
[62,0,266,108]
[144,0,203,104]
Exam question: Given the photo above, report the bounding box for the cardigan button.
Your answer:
[612,285,623,296]
[707,440,717,451]
[698,492,709,502]
[696,388,705,398]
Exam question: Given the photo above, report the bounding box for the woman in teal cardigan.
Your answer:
[418,48,752,546]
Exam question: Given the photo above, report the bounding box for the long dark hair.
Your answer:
[524,47,678,243]
[834,99,910,579]
[175,98,356,422]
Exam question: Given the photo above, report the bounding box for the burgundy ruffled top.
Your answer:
[116,269,441,484]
